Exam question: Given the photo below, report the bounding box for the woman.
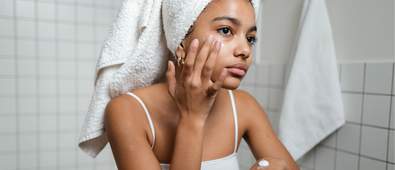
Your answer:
[104,0,299,169]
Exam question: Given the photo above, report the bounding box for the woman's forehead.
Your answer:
[201,0,256,25]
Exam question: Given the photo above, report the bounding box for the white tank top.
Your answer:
[126,90,240,170]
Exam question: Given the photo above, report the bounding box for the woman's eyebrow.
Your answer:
[212,16,257,32]
[211,16,241,26]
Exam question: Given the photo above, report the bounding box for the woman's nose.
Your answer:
[233,37,251,60]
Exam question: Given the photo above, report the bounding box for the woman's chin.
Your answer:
[221,76,243,90]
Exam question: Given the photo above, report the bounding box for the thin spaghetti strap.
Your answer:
[126,92,156,149]
[228,90,238,153]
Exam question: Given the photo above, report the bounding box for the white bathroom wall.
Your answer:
[0,0,122,169]
[259,0,394,64]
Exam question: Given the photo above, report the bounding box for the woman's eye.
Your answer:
[217,27,232,36]
[247,36,257,46]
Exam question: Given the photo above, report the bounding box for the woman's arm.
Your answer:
[235,89,300,170]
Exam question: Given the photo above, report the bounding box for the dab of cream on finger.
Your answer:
[258,160,270,168]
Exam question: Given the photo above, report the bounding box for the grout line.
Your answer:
[385,63,394,170]
[356,63,367,170]
[74,0,79,168]
[55,0,60,168]
[346,121,395,131]
[34,0,41,168]
[13,0,20,169]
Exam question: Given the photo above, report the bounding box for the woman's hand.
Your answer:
[166,35,227,122]
[250,157,289,170]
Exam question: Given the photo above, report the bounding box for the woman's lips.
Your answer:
[227,67,246,77]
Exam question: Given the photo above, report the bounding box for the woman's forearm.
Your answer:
[169,114,206,170]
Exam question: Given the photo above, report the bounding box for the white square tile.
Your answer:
[95,25,110,43]
[38,41,56,58]
[58,132,76,149]
[77,43,95,59]
[243,64,256,85]
[16,0,35,19]
[0,78,16,96]
[77,61,95,78]
[59,95,77,115]
[57,4,75,22]
[0,134,17,152]
[39,96,57,114]
[58,61,76,77]
[314,146,335,170]
[40,151,57,167]
[77,25,94,41]
[335,151,358,170]
[57,23,75,41]
[360,126,388,160]
[337,123,360,154]
[0,38,15,56]
[58,42,76,59]
[19,115,37,132]
[19,133,38,151]
[268,88,284,111]
[0,0,14,17]
[37,1,55,20]
[59,79,76,96]
[0,18,14,37]
[341,64,364,92]
[59,115,76,131]
[77,79,93,96]
[38,22,56,40]
[17,39,36,58]
[18,77,37,96]
[17,96,37,114]
[17,19,36,38]
[18,152,38,169]
[342,93,363,123]
[388,164,395,170]
[0,115,16,133]
[95,8,114,25]
[17,59,37,77]
[269,64,285,86]
[0,153,17,169]
[39,115,57,133]
[359,157,386,170]
[389,130,394,163]
[0,97,16,115]
[365,63,393,94]
[0,59,15,76]
[363,94,391,128]
[38,79,57,96]
[76,6,93,24]
[38,60,57,77]
[58,150,76,167]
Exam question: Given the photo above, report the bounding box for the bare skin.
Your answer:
[104,0,299,170]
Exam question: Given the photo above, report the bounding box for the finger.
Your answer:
[166,60,176,97]
[193,35,214,79]
[181,39,199,80]
[207,68,227,97]
[202,40,222,84]
[175,46,185,79]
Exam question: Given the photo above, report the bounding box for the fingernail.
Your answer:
[258,160,270,168]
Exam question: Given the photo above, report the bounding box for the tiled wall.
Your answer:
[294,62,395,170]
[0,0,121,169]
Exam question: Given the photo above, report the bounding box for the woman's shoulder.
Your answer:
[232,89,269,123]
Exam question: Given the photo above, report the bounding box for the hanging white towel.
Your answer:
[278,0,345,160]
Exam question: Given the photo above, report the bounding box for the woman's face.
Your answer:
[179,0,257,90]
